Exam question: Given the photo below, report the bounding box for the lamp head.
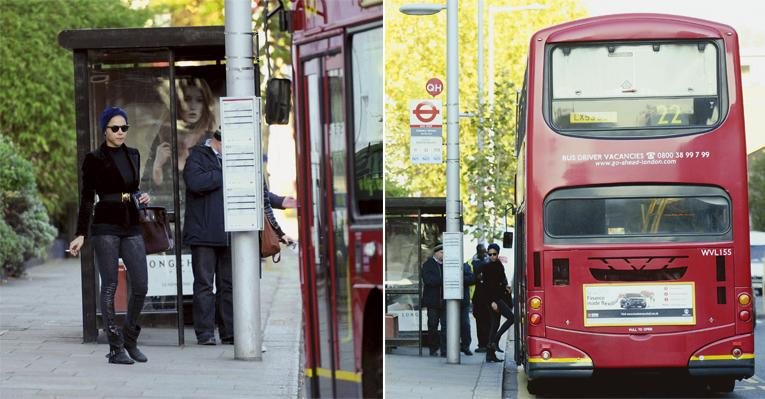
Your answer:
[399,3,445,15]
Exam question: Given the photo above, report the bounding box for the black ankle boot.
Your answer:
[123,326,147,363]
[106,346,135,365]
[485,343,503,363]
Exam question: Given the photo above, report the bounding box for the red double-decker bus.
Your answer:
[513,14,755,393]
[285,1,382,397]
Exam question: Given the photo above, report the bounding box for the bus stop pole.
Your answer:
[445,0,461,365]
[225,0,261,360]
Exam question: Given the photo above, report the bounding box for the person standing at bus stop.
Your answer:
[461,260,475,355]
[69,106,151,365]
[422,243,446,356]
[471,243,491,353]
[481,243,514,363]
[183,130,291,345]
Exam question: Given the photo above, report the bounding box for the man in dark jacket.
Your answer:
[471,243,491,352]
[183,131,232,345]
[461,261,475,355]
[421,243,445,356]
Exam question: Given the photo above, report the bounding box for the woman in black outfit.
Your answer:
[480,243,514,362]
[69,106,151,365]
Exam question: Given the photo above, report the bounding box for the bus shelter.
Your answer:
[58,26,256,344]
[384,197,451,355]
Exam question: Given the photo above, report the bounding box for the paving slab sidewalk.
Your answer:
[0,253,303,399]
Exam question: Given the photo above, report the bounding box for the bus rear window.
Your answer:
[549,41,721,133]
[544,186,730,242]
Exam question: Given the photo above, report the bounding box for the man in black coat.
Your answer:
[461,261,475,355]
[471,244,491,352]
[422,243,445,356]
[182,131,232,345]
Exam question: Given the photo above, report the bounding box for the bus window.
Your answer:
[351,26,383,216]
[544,185,731,242]
[549,41,722,134]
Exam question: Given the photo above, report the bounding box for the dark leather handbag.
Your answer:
[260,216,281,259]
[138,206,173,254]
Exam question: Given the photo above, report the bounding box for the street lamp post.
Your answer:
[400,0,461,365]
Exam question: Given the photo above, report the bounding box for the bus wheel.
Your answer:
[362,347,383,398]
[527,379,542,395]
[362,291,382,398]
[707,378,735,393]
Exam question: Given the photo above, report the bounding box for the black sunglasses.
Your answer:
[106,125,130,133]
[488,252,499,256]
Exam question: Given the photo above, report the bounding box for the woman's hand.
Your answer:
[138,192,150,205]
[280,234,295,245]
[282,196,298,209]
[155,142,171,167]
[152,142,171,185]
[69,236,85,257]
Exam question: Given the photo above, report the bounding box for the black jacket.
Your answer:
[421,257,444,308]
[462,261,475,305]
[182,143,227,247]
[479,260,509,305]
[75,143,141,237]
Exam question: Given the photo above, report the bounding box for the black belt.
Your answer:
[100,192,131,202]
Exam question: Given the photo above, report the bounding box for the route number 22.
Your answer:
[657,104,682,125]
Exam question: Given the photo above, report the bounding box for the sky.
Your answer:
[582,0,765,153]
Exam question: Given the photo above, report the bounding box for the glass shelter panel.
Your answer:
[89,50,178,315]
[385,212,445,345]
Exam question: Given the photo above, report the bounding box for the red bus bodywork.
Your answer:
[515,14,754,392]
[289,1,382,397]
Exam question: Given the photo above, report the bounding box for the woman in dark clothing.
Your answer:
[69,106,151,365]
[480,243,514,362]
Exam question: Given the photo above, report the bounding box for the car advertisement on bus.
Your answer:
[583,282,696,326]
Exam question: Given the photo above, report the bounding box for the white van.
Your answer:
[751,230,765,296]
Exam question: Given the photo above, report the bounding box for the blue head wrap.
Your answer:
[99,106,128,133]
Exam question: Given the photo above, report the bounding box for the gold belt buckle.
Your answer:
[121,193,130,202]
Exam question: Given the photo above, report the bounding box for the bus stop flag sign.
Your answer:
[409,99,443,164]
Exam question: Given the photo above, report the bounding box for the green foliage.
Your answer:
[385,0,586,240]
[147,0,292,80]
[147,0,224,26]
[385,175,410,198]
[0,0,152,230]
[749,151,765,231]
[0,135,57,278]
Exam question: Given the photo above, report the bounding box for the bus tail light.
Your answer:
[738,310,751,322]
[737,293,751,306]
[529,296,542,310]
[530,313,542,325]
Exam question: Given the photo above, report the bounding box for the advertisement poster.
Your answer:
[386,309,427,332]
[146,254,194,296]
[583,282,695,326]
